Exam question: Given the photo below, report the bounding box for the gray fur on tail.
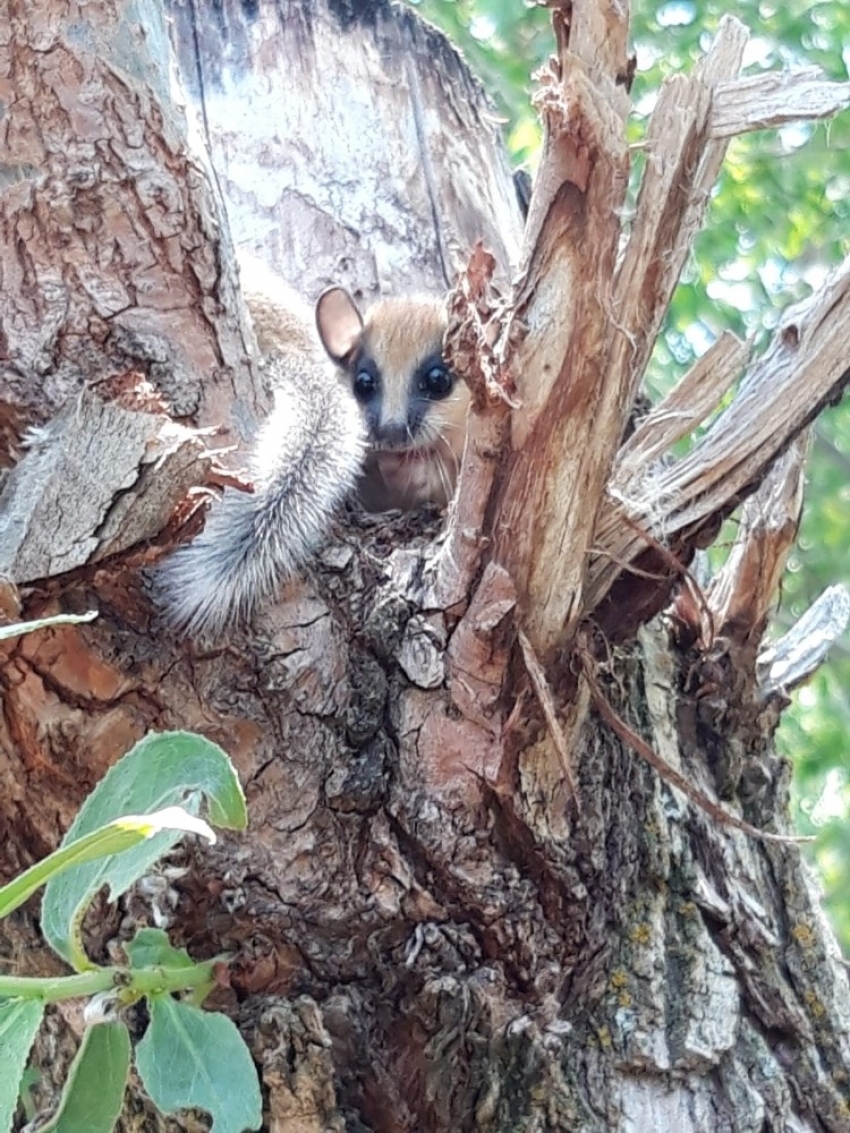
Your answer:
[156,351,365,641]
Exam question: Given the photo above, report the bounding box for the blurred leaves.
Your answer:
[411,0,850,947]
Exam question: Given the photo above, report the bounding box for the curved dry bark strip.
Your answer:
[758,584,850,699]
[712,67,850,138]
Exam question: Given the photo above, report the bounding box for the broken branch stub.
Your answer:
[758,584,850,700]
[489,15,850,658]
[489,16,751,657]
[612,17,748,411]
[711,68,850,139]
[492,8,631,660]
[587,254,850,621]
[705,433,809,646]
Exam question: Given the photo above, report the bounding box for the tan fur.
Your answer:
[358,298,470,509]
[249,266,470,512]
[362,299,444,422]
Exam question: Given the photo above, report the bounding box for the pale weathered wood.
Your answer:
[712,68,850,137]
[166,0,522,299]
[758,583,850,698]
[0,390,204,581]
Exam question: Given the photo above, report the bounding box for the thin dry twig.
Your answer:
[592,510,718,646]
[518,628,580,806]
[581,653,811,845]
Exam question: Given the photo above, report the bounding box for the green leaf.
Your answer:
[40,1021,131,1133]
[0,611,97,641]
[0,998,44,1133]
[42,732,246,970]
[0,808,214,922]
[124,927,195,970]
[136,997,261,1133]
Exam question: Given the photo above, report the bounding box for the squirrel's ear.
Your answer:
[315,287,364,363]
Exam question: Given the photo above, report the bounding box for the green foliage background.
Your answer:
[410,0,850,946]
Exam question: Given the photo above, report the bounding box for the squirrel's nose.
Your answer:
[371,421,410,448]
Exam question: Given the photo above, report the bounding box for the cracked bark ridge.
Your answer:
[0,0,261,462]
[2,1,850,1131]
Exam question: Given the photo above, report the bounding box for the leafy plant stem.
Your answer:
[0,959,217,1004]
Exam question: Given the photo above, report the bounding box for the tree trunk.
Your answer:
[2,1,850,1131]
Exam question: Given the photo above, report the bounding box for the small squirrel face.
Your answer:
[316,289,468,509]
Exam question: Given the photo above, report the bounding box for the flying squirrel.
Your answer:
[156,258,469,639]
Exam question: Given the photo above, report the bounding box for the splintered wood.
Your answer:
[712,67,850,138]
[611,18,749,411]
[483,12,850,654]
[705,434,809,645]
[588,260,850,617]
[490,8,632,658]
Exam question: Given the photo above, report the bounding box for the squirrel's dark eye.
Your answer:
[421,363,453,399]
[353,369,377,401]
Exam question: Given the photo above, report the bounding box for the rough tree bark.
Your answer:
[1,1,850,1131]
